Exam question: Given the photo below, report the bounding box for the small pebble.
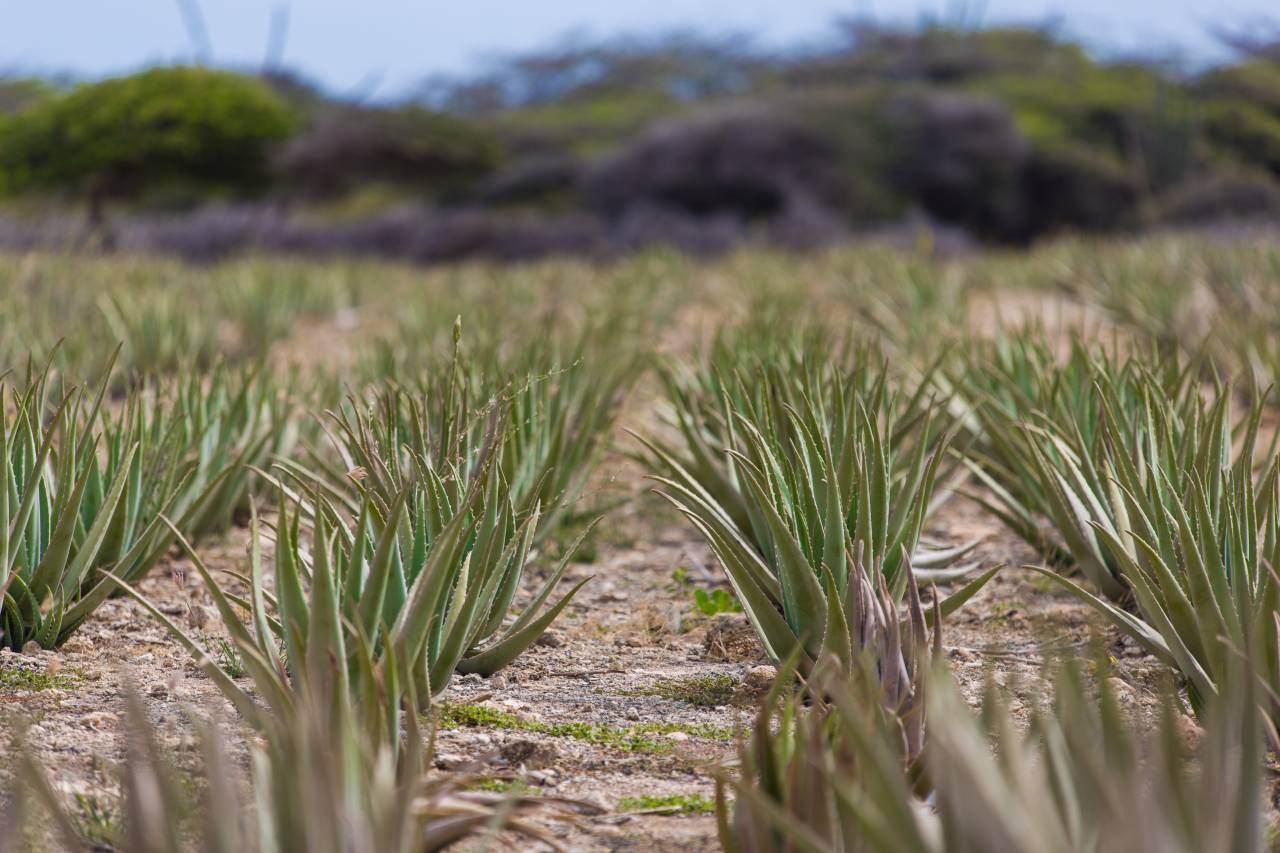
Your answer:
[81,711,118,731]
[528,769,556,786]
[744,665,777,691]
[434,752,467,770]
[535,631,563,648]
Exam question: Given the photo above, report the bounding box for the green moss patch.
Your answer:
[617,793,716,814]
[439,703,736,753]
[0,666,80,692]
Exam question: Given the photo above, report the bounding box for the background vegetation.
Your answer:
[4,19,1280,261]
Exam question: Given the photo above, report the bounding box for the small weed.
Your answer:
[469,778,536,795]
[439,703,736,753]
[989,600,1025,620]
[693,588,741,616]
[0,667,80,692]
[655,675,736,707]
[668,566,691,593]
[74,792,120,847]
[610,675,737,708]
[213,638,246,679]
[440,704,526,729]
[618,793,716,814]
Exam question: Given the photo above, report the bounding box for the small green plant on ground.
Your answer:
[0,666,80,691]
[651,675,737,707]
[618,793,715,814]
[668,566,692,593]
[692,588,741,616]
[610,675,738,707]
[71,792,120,849]
[468,778,536,795]
[210,637,246,679]
[439,702,736,752]
[988,599,1025,619]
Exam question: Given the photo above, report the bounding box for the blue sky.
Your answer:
[3,0,1277,97]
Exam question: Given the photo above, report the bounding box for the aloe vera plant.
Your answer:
[646,349,993,669]
[0,364,171,651]
[0,351,304,651]
[1030,387,1280,725]
[99,288,220,376]
[303,324,631,544]
[125,437,589,740]
[946,334,1200,599]
[721,655,1263,853]
[642,333,975,577]
[156,361,298,540]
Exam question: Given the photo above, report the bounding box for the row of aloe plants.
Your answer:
[7,330,631,847]
[107,325,629,737]
[943,331,1280,730]
[10,309,1280,848]
[635,324,1279,852]
[0,357,293,651]
[3,653,586,845]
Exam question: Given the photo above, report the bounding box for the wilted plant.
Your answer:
[721,654,1264,853]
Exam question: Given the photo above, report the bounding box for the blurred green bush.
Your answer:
[4,26,1280,251]
[0,67,297,230]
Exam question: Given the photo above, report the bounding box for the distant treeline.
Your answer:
[3,19,1280,260]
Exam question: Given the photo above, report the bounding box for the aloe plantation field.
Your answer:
[3,234,1280,851]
